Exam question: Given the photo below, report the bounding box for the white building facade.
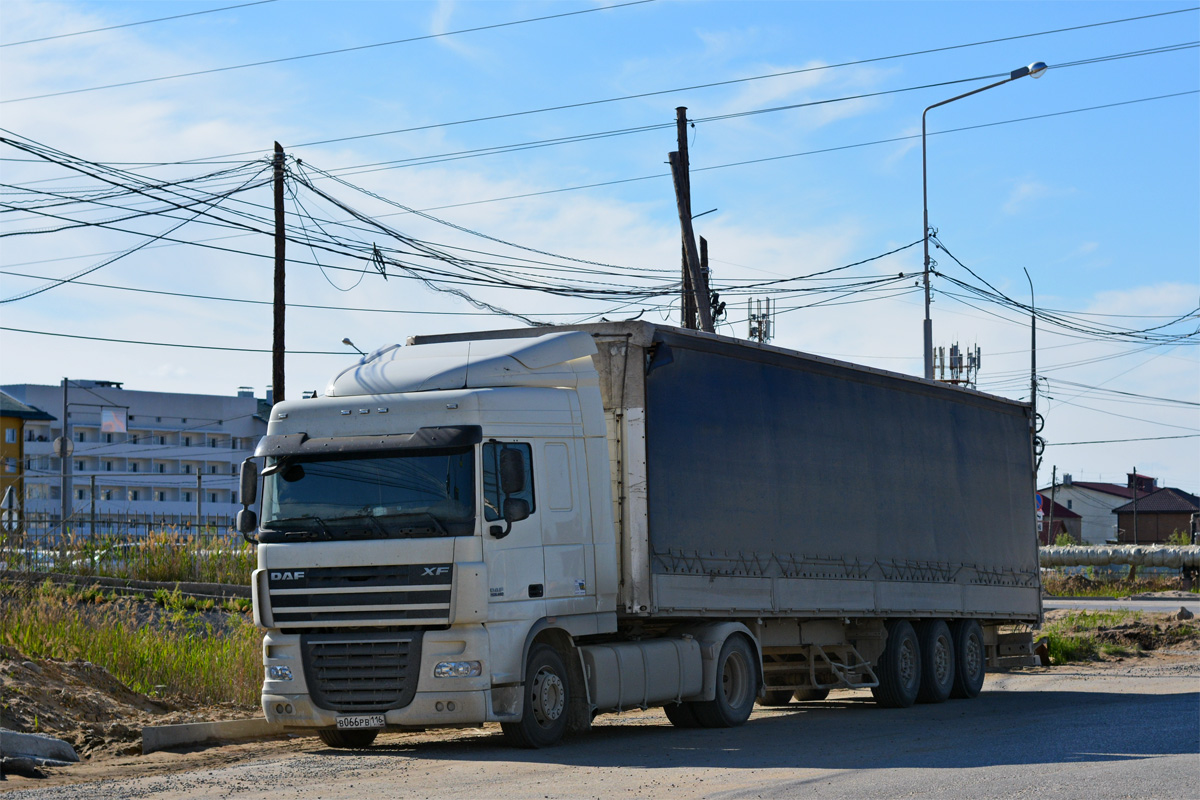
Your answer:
[1,380,268,526]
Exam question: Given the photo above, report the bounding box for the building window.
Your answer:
[156,417,162,423]
[231,463,239,474]
[210,439,218,448]
[183,464,191,474]
[105,433,113,443]
[76,489,85,500]
[183,436,191,446]
[159,436,166,445]
[183,491,191,502]
[210,465,218,474]
[104,490,113,500]
[158,464,165,473]
[76,431,85,442]
[130,490,139,501]
[209,492,218,503]
[4,458,15,474]
[104,461,113,472]
[75,461,84,471]
[181,418,187,423]
[131,463,139,473]
[4,429,15,444]
[156,491,165,502]
[231,492,238,505]
[1067,500,1072,510]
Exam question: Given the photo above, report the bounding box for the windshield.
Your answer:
[259,447,475,541]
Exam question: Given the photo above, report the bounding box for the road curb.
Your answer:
[142,719,295,754]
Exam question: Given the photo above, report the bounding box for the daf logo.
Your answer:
[270,570,306,581]
[422,566,451,577]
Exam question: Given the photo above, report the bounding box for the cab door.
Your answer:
[480,441,544,605]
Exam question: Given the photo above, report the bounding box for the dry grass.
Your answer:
[0,579,262,705]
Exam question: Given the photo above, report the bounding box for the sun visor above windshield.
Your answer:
[255,425,483,460]
[323,330,598,397]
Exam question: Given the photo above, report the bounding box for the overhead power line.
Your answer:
[1,0,657,104]
[1047,434,1200,446]
[0,325,345,354]
[0,1,277,48]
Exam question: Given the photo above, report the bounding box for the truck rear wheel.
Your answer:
[502,644,570,748]
[871,620,921,708]
[914,620,955,704]
[950,619,986,699]
[317,729,378,749]
[693,635,757,728]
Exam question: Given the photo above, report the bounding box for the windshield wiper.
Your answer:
[374,511,451,537]
[262,515,334,540]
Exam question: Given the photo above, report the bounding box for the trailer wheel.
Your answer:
[756,690,793,707]
[871,620,921,708]
[792,687,830,702]
[317,729,378,749]
[914,620,955,704]
[694,635,757,728]
[663,701,702,728]
[501,644,570,748]
[950,620,986,699]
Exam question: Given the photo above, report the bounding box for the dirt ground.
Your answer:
[2,607,1197,791]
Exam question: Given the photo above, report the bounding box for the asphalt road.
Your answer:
[4,657,1197,800]
[1043,596,1200,615]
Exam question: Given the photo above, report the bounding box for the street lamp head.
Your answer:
[1028,61,1048,79]
[341,337,366,356]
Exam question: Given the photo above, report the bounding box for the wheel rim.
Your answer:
[965,633,983,680]
[722,650,751,708]
[933,634,951,685]
[530,666,565,727]
[898,637,918,690]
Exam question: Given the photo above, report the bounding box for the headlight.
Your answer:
[434,661,482,678]
[268,665,293,681]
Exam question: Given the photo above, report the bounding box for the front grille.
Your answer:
[267,564,453,628]
[301,630,424,712]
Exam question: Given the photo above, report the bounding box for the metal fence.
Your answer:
[0,511,253,584]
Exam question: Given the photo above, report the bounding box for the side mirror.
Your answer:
[489,498,531,539]
[239,459,259,505]
[499,448,526,494]
[237,508,258,535]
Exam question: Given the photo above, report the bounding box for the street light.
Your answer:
[921,62,1047,380]
[341,337,366,356]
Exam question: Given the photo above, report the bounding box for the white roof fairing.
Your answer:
[324,331,599,398]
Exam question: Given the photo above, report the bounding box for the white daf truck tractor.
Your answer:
[236,321,1041,749]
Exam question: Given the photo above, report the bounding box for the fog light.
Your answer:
[434,661,482,678]
[268,665,293,681]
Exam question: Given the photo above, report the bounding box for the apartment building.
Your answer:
[1,380,268,524]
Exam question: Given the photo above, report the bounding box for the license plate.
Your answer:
[335,714,385,730]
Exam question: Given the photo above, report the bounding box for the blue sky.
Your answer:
[1,0,1197,491]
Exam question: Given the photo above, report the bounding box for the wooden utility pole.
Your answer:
[272,142,286,406]
[196,472,203,532]
[676,107,697,329]
[668,150,713,333]
[1131,466,1138,545]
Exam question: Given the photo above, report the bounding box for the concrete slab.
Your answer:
[0,729,79,763]
[141,719,290,754]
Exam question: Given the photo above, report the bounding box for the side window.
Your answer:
[482,442,535,522]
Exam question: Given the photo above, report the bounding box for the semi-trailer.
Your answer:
[238,321,1041,748]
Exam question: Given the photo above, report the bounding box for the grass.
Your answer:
[0,579,262,706]
[1040,610,1144,664]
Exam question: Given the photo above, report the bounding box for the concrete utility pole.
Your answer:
[1131,466,1138,545]
[272,142,286,406]
[90,474,96,536]
[196,472,203,532]
[1047,465,1057,543]
[59,378,72,532]
[676,107,697,330]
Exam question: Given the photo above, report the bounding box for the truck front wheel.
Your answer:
[693,635,757,728]
[317,729,378,749]
[502,644,570,748]
[871,620,921,708]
